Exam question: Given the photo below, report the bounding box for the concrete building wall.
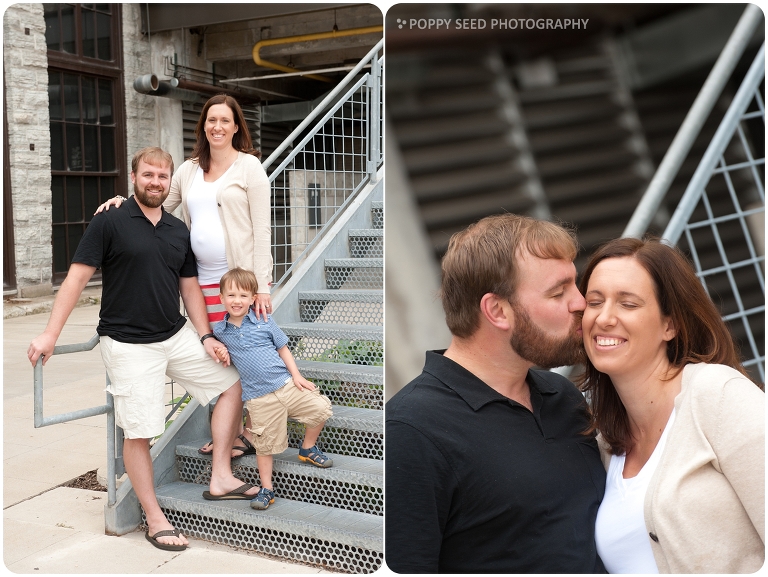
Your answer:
[121,4,184,177]
[3,4,53,296]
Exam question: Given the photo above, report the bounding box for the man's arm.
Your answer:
[27,263,96,366]
[179,276,227,364]
[385,418,454,573]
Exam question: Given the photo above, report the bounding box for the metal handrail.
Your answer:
[266,74,371,177]
[33,334,108,427]
[659,43,766,382]
[265,42,383,291]
[33,333,121,505]
[664,43,766,244]
[623,4,763,237]
[262,39,384,171]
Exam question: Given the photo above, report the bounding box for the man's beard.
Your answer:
[133,182,168,208]
[509,301,584,369]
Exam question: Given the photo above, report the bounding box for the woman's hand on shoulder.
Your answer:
[94,195,126,215]
[254,293,272,322]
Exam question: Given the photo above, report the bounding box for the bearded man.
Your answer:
[385,214,606,573]
[28,147,258,552]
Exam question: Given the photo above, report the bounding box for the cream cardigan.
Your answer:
[165,152,272,293]
[599,363,765,573]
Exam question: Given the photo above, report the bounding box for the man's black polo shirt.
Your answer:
[72,196,197,343]
[385,350,606,574]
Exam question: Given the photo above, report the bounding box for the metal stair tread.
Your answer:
[322,405,383,434]
[177,442,383,482]
[325,258,382,267]
[299,289,382,303]
[295,359,382,385]
[155,481,382,551]
[282,322,382,340]
[348,229,383,237]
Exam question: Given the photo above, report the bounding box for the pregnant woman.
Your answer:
[578,237,764,573]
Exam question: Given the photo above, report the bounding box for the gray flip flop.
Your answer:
[202,482,257,501]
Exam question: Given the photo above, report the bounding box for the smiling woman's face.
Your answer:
[582,256,676,381]
[204,103,238,149]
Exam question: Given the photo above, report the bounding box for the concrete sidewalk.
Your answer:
[3,298,327,573]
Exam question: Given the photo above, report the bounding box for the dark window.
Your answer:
[309,183,322,227]
[45,3,113,62]
[4,77,16,291]
[45,4,125,282]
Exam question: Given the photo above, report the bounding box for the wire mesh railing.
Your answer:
[262,41,383,288]
[663,44,765,383]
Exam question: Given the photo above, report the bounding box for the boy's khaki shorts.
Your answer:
[100,325,240,439]
[245,379,333,455]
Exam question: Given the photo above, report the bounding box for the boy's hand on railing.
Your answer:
[28,332,57,367]
[292,375,316,391]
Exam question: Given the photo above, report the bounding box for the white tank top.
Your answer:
[595,409,676,574]
[186,166,229,285]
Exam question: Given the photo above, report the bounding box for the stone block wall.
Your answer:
[3,4,53,296]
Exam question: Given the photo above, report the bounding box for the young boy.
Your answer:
[212,267,334,510]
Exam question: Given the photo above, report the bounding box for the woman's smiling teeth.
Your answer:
[596,337,625,346]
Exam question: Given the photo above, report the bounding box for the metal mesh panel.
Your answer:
[269,77,376,285]
[300,297,383,325]
[311,379,383,410]
[325,259,384,289]
[146,508,383,573]
[289,336,383,366]
[371,202,383,229]
[349,230,383,258]
[287,422,383,460]
[664,45,765,383]
[177,457,382,516]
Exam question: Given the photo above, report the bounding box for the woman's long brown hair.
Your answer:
[192,94,261,171]
[577,237,754,456]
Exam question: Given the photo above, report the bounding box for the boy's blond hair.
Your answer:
[219,267,259,294]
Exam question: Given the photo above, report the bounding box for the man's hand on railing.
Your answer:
[28,331,57,367]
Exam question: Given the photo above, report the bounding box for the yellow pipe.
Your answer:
[253,26,383,83]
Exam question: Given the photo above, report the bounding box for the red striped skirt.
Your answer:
[200,283,226,324]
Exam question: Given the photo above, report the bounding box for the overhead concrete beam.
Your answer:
[615,4,764,90]
[143,3,351,33]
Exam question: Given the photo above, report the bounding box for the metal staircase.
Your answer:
[387,41,657,267]
[151,198,384,573]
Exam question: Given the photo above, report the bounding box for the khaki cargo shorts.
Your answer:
[245,379,333,455]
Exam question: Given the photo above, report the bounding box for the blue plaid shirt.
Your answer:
[213,310,291,401]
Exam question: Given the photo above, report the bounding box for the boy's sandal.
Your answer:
[298,445,333,468]
[232,434,256,459]
[250,487,275,510]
